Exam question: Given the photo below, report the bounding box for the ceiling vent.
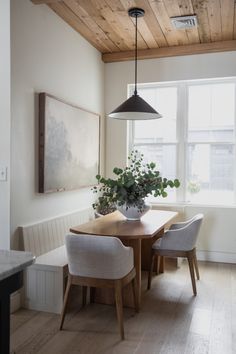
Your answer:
[171,15,198,29]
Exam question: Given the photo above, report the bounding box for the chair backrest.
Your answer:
[162,214,204,251]
[65,234,134,280]
[169,214,200,231]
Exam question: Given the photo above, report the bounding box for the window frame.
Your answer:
[129,77,236,207]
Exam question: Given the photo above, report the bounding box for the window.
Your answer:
[130,78,236,206]
[132,85,178,202]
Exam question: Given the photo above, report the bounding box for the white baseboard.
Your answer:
[197,250,236,264]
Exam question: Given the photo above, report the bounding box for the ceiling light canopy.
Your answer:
[108,8,162,121]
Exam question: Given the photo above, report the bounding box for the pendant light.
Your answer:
[108,8,162,120]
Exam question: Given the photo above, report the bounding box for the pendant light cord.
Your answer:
[134,13,138,96]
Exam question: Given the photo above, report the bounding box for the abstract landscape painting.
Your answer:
[39,93,100,193]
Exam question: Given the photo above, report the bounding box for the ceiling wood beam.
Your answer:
[31,0,62,4]
[102,39,236,63]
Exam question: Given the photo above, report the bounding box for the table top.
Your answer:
[0,250,35,281]
[70,210,178,239]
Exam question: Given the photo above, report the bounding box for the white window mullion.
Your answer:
[176,83,187,203]
[234,82,236,203]
[128,121,134,157]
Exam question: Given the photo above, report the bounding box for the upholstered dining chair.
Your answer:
[147,214,204,296]
[60,234,139,340]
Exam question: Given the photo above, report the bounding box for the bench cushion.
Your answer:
[33,245,68,272]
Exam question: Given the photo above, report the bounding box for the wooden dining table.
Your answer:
[70,209,178,307]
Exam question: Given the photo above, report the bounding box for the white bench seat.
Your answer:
[24,246,68,314]
[21,208,94,314]
[35,245,68,269]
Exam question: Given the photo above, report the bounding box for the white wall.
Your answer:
[11,0,104,249]
[105,51,236,262]
[185,205,236,263]
[0,0,10,249]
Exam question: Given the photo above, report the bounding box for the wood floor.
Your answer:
[10,261,236,354]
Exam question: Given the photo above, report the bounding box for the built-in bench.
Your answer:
[20,208,94,314]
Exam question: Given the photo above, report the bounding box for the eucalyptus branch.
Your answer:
[92,150,180,214]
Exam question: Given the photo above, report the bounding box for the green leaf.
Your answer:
[113,167,123,175]
[149,162,156,169]
[174,179,180,187]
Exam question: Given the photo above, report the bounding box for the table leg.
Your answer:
[131,239,142,308]
[141,228,164,271]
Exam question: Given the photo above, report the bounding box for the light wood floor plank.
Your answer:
[11,261,236,354]
[10,309,38,334]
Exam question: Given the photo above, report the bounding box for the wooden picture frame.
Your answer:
[38,93,100,193]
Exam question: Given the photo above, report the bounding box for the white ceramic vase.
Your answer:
[117,202,151,221]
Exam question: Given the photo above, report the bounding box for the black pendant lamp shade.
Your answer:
[108,8,162,120]
[108,94,160,120]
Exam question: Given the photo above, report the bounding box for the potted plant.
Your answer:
[92,150,180,220]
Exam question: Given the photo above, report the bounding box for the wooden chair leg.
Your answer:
[156,255,161,275]
[187,253,197,296]
[115,281,124,340]
[82,286,87,307]
[147,254,155,290]
[159,256,165,274]
[90,287,96,303]
[193,249,200,280]
[131,276,139,313]
[59,275,72,330]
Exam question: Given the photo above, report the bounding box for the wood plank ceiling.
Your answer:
[31,0,236,62]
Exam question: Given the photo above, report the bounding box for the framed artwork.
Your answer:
[38,93,100,193]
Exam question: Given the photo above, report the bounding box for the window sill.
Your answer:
[150,201,236,209]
